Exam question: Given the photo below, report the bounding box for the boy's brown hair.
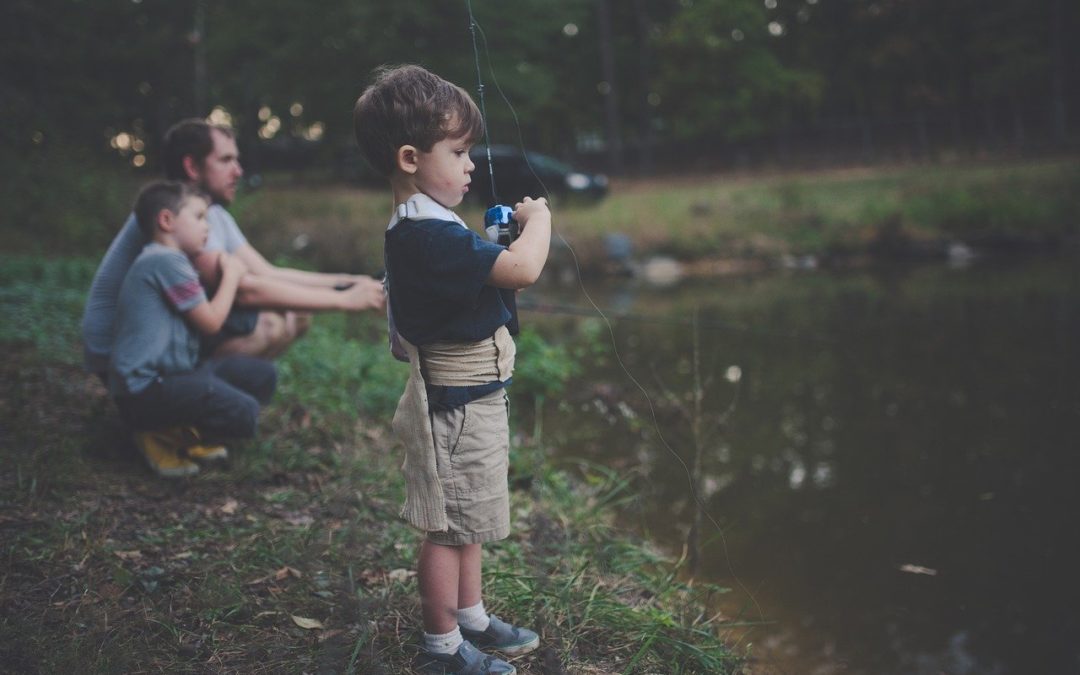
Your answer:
[134,180,207,240]
[353,64,484,177]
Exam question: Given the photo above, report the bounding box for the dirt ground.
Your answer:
[1,350,707,674]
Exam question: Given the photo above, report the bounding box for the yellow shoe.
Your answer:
[182,427,228,462]
[134,429,199,478]
[186,444,228,462]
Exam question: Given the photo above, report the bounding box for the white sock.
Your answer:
[457,601,490,631]
[423,626,463,655]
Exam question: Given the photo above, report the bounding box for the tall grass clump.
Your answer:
[274,313,406,426]
[485,456,742,674]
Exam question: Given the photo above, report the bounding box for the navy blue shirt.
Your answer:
[385,218,519,409]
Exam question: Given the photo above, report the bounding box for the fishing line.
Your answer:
[464,4,766,625]
[518,299,834,343]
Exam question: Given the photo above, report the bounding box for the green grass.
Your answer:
[0,255,743,673]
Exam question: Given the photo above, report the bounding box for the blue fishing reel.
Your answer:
[484,205,519,246]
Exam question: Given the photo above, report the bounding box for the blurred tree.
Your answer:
[1,0,203,250]
[651,0,823,143]
[1,0,1077,229]
[966,0,1053,149]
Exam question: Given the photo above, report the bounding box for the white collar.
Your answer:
[387,193,467,231]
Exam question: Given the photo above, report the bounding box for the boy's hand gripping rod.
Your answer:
[484,205,519,246]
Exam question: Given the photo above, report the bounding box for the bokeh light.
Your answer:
[207,106,233,127]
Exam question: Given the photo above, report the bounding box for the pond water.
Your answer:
[522,255,1080,674]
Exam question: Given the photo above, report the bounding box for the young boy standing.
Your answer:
[109,181,277,477]
[354,65,551,674]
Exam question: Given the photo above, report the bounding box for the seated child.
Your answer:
[353,65,552,674]
[108,181,277,477]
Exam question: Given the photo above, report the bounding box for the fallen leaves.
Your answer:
[247,566,303,586]
[290,614,325,630]
[356,567,416,586]
[387,568,415,583]
[317,628,345,642]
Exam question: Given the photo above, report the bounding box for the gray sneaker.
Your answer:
[414,639,516,674]
[460,615,540,656]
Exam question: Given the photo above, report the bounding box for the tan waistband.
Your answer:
[420,325,515,386]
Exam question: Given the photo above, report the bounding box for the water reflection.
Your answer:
[524,257,1080,674]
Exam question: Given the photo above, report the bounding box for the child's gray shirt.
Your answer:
[82,205,245,376]
[107,243,207,397]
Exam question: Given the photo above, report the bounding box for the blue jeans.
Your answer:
[114,356,276,442]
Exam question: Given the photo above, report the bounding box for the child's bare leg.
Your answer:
[456,543,491,634]
[455,540,540,656]
[418,540,461,634]
[457,543,482,610]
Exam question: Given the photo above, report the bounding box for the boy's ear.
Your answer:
[396,145,419,175]
[181,155,202,182]
[157,209,175,233]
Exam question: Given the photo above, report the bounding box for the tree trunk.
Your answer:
[916,110,929,159]
[193,0,207,117]
[633,0,653,176]
[596,0,623,174]
[859,116,874,163]
[1051,0,1066,142]
[1012,98,1026,152]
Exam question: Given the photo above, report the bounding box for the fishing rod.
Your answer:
[462,1,765,624]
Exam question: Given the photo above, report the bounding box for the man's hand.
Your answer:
[337,275,386,311]
[512,196,549,232]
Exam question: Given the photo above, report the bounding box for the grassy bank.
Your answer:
[4,158,1075,274]
[0,256,743,673]
[231,157,1080,275]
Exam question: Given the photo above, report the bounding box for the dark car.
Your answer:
[468,145,608,206]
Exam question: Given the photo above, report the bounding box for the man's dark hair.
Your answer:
[162,118,236,180]
[133,181,206,240]
[353,64,484,177]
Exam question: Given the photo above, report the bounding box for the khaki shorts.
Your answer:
[426,389,511,546]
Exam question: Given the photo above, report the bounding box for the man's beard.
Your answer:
[202,184,233,207]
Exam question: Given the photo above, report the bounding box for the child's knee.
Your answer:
[267,312,304,348]
[288,312,313,339]
[251,312,289,352]
[258,311,286,337]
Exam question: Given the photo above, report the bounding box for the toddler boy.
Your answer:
[109,181,276,477]
[354,65,551,674]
